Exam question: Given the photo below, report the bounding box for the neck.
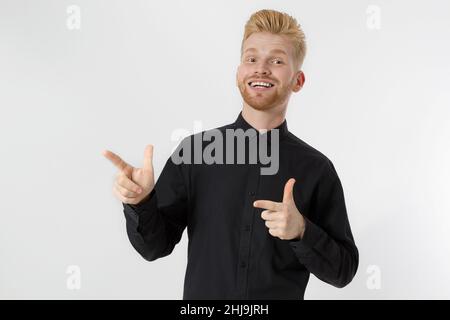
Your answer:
[241,103,287,132]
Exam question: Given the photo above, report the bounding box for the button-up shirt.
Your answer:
[122,111,358,299]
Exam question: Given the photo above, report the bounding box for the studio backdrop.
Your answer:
[1,0,449,299]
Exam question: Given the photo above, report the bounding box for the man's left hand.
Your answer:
[253,178,306,241]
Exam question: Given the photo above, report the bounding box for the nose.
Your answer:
[253,60,271,76]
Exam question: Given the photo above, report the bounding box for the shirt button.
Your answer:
[249,191,255,196]
[240,261,247,268]
[244,225,251,232]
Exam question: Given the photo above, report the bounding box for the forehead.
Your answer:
[242,32,293,56]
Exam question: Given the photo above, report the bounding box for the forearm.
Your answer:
[289,217,359,288]
[123,189,178,261]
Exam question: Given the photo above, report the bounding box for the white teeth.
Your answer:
[250,81,273,88]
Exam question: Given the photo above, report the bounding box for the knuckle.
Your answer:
[123,190,130,197]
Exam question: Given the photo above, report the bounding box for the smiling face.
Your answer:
[237,32,305,112]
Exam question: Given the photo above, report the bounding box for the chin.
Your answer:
[241,94,280,111]
[238,82,287,111]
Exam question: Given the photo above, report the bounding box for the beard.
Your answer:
[238,79,292,111]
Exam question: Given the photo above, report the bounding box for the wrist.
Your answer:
[137,193,151,205]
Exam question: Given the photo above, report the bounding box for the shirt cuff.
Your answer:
[288,216,324,257]
[122,188,156,217]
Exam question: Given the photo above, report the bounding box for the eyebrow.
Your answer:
[243,48,288,56]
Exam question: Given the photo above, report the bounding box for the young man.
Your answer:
[104,9,358,299]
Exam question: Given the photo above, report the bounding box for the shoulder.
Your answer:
[283,131,331,163]
[283,131,339,179]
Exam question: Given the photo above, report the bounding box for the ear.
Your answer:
[292,71,305,92]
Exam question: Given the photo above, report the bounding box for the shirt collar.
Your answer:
[233,111,289,138]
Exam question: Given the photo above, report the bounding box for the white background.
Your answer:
[1,0,449,299]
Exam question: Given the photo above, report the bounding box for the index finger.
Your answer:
[253,200,282,211]
[103,149,130,172]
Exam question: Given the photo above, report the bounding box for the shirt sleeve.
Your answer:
[122,150,189,262]
[288,159,359,288]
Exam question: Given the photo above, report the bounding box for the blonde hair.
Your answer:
[241,9,307,70]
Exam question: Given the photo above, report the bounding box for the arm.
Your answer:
[289,160,359,288]
[123,155,189,262]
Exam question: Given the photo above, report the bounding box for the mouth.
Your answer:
[247,80,275,91]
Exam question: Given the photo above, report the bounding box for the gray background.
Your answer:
[1,0,449,299]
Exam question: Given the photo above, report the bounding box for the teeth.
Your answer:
[250,81,273,88]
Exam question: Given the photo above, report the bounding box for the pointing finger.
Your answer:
[103,149,131,172]
[253,200,281,211]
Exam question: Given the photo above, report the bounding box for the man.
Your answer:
[103,9,358,299]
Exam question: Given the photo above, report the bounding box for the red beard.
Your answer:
[238,80,291,111]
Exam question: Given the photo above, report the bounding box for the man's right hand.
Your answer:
[103,145,155,205]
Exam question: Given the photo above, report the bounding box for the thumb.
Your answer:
[143,144,154,171]
[282,178,296,204]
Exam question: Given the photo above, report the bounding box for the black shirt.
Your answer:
[122,111,359,299]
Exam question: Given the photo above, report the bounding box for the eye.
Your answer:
[246,57,256,63]
[272,59,283,64]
